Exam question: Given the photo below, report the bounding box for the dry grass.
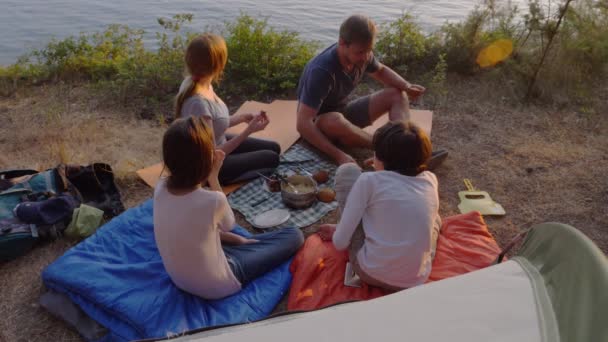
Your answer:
[1,77,606,341]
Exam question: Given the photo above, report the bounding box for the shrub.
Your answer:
[1,13,319,107]
[438,0,520,74]
[375,13,429,74]
[221,14,319,98]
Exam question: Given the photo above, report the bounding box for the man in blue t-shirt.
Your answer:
[297,14,447,167]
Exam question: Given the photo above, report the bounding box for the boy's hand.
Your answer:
[317,224,337,241]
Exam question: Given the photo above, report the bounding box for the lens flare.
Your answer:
[476,39,513,68]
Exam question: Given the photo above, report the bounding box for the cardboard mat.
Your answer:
[136,100,432,194]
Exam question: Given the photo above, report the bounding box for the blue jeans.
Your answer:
[223,227,304,286]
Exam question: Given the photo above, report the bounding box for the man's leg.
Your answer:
[361,87,410,123]
[355,88,449,171]
[315,112,373,148]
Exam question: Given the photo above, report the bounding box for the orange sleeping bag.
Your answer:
[287,211,502,311]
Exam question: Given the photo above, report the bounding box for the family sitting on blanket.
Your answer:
[158,14,442,298]
[175,33,281,185]
[154,116,304,299]
[317,120,441,291]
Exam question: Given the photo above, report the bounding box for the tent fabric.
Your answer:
[288,211,502,311]
[42,199,293,342]
[168,261,542,342]
[513,222,608,342]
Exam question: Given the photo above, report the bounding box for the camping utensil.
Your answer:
[275,174,299,194]
[256,172,274,182]
[257,172,281,192]
[280,175,318,209]
[457,179,506,216]
[295,167,313,177]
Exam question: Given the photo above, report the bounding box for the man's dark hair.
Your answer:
[339,14,377,46]
[372,120,432,176]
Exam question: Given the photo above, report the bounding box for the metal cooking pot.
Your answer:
[280,175,317,209]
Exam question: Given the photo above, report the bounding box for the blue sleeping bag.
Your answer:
[42,199,292,341]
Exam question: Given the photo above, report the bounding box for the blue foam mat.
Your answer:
[42,199,292,341]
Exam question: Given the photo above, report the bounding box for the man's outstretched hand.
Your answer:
[336,152,356,165]
[406,84,426,101]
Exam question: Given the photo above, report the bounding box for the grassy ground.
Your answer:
[1,76,606,341]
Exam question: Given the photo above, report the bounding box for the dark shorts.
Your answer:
[319,95,372,128]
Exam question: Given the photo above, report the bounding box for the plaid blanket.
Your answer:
[228,143,338,228]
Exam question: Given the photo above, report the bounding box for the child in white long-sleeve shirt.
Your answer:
[318,120,441,291]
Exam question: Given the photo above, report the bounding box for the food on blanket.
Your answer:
[284,182,315,194]
[266,175,281,192]
[312,170,329,184]
[317,188,336,203]
[281,175,318,209]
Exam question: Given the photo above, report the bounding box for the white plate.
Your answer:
[252,209,290,229]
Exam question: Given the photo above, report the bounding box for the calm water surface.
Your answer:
[0,0,522,65]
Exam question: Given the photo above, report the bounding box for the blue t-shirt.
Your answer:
[297,43,380,114]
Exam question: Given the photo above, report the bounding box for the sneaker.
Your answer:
[428,149,449,171]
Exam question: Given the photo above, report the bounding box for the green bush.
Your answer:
[2,4,606,105]
[0,13,318,107]
[438,1,520,74]
[528,0,608,101]
[375,13,429,74]
[221,14,319,98]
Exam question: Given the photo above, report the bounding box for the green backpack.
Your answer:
[0,169,62,262]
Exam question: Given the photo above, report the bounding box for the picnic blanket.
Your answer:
[42,199,293,342]
[228,143,339,228]
[287,211,502,311]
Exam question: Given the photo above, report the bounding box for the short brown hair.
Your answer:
[162,117,215,190]
[373,121,432,176]
[339,15,377,46]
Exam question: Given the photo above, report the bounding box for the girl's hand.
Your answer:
[220,232,259,245]
[317,224,337,241]
[238,112,255,124]
[245,113,269,134]
[240,237,259,244]
[210,149,226,176]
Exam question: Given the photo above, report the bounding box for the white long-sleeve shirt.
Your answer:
[333,170,440,288]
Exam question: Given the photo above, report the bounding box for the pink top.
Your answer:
[153,178,241,299]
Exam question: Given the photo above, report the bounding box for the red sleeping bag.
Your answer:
[287,211,502,311]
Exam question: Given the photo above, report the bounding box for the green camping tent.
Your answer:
[146,222,607,342]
